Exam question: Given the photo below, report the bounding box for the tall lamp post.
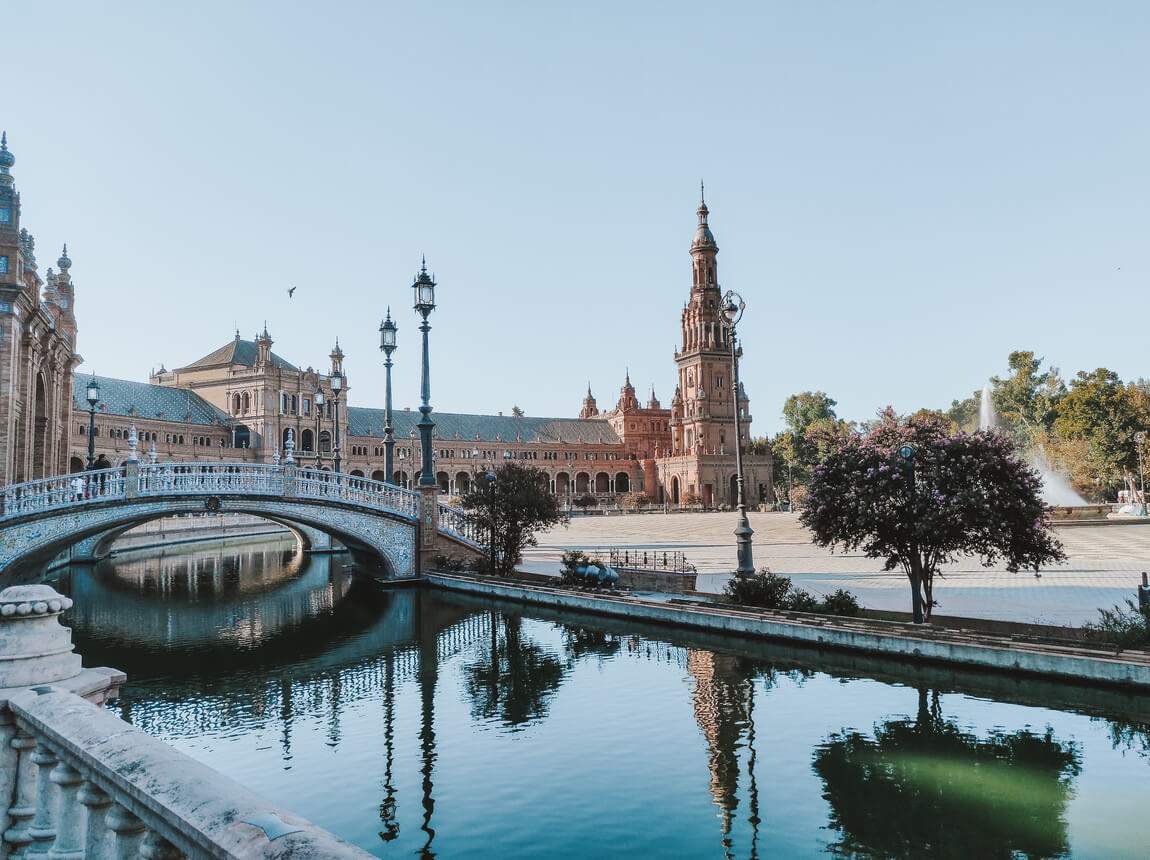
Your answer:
[413,260,437,489]
[313,387,324,468]
[380,309,398,484]
[1135,431,1146,515]
[719,290,754,576]
[330,372,343,474]
[85,376,100,469]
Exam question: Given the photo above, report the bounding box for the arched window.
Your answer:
[232,394,241,414]
[319,431,332,453]
[242,392,250,414]
[301,428,314,451]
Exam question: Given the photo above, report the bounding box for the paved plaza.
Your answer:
[519,511,1150,627]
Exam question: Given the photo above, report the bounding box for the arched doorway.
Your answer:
[371,470,387,482]
[615,472,630,493]
[350,469,365,477]
[729,475,739,507]
[672,476,680,505]
[301,428,315,452]
[234,425,251,449]
[595,472,610,493]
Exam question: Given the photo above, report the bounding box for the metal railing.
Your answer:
[609,548,696,575]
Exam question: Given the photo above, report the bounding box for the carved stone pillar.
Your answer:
[4,731,38,856]
[77,781,113,859]
[105,804,145,860]
[46,761,84,859]
[25,741,59,856]
[138,829,182,859]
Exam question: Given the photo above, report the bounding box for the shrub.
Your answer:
[724,568,795,609]
[1083,600,1149,649]
[724,568,861,616]
[434,554,468,572]
[559,549,590,586]
[682,491,704,507]
[573,494,598,509]
[788,485,809,511]
[821,589,861,617]
[786,588,820,613]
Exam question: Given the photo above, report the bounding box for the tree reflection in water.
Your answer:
[813,687,1082,859]
[464,612,565,728]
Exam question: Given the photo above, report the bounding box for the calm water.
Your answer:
[49,538,1150,859]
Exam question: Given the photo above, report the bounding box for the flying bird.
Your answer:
[287,286,297,298]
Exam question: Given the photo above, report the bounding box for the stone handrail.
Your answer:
[1,468,124,519]
[0,583,371,858]
[4,688,371,858]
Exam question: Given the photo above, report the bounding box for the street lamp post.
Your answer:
[85,376,100,469]
[898,444,926,623]
[330,373,343,474]
[1136,431,1146,515]
[412,260,437,489]
[380,309,398,485]
[313,387,324,468]
[719,290,754,576]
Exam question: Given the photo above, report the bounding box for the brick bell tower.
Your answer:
[669,185,744,459]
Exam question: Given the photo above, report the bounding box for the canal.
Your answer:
[48,537,1150,858]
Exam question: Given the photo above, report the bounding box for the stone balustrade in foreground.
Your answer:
[0,584,371,858]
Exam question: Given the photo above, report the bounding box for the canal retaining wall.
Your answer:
[424,572,1150,691]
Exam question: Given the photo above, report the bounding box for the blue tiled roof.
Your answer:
[74,374,229,426]
[178,339,298,372]
[346,407,620,446]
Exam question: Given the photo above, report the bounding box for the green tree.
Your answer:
[946,393,981,433]
[801,414,1065,622]
[773,392,851,507]
[459,463,565,576]
[1050,368,1141,499]
[990,351,1065,449]
[782,391,838,437]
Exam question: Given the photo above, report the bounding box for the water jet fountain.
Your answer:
[978,385,1108,521]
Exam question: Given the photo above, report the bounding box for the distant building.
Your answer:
[0,133,771,506]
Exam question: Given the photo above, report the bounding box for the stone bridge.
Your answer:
[0,459,485,581]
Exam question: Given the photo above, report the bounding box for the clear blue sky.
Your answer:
[6,2,1148,435]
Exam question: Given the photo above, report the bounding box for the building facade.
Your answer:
[1,134,771,507]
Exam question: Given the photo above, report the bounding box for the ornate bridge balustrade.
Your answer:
[437,502,485,545]
[1,463,422,523]
[0,461,482,580]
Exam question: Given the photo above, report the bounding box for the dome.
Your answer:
[57,244,71,270]
[692,224,716,247]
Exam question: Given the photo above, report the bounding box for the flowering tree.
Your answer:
[800,412,1065,622]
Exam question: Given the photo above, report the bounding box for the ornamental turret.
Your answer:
[256,324,273,367]
[579,384,599,419]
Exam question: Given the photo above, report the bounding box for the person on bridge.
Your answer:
[70,475,86,501]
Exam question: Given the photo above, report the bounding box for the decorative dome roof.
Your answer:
[57,244,71,270]
[691,183,717,250]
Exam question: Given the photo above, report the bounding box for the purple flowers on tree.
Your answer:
[800,411,1066,622]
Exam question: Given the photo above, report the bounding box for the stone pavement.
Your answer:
[519,511,1150,627]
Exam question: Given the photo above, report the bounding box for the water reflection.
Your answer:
[46,543,1150,858]
[464,613,566,728]
[813,688,1082,859]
